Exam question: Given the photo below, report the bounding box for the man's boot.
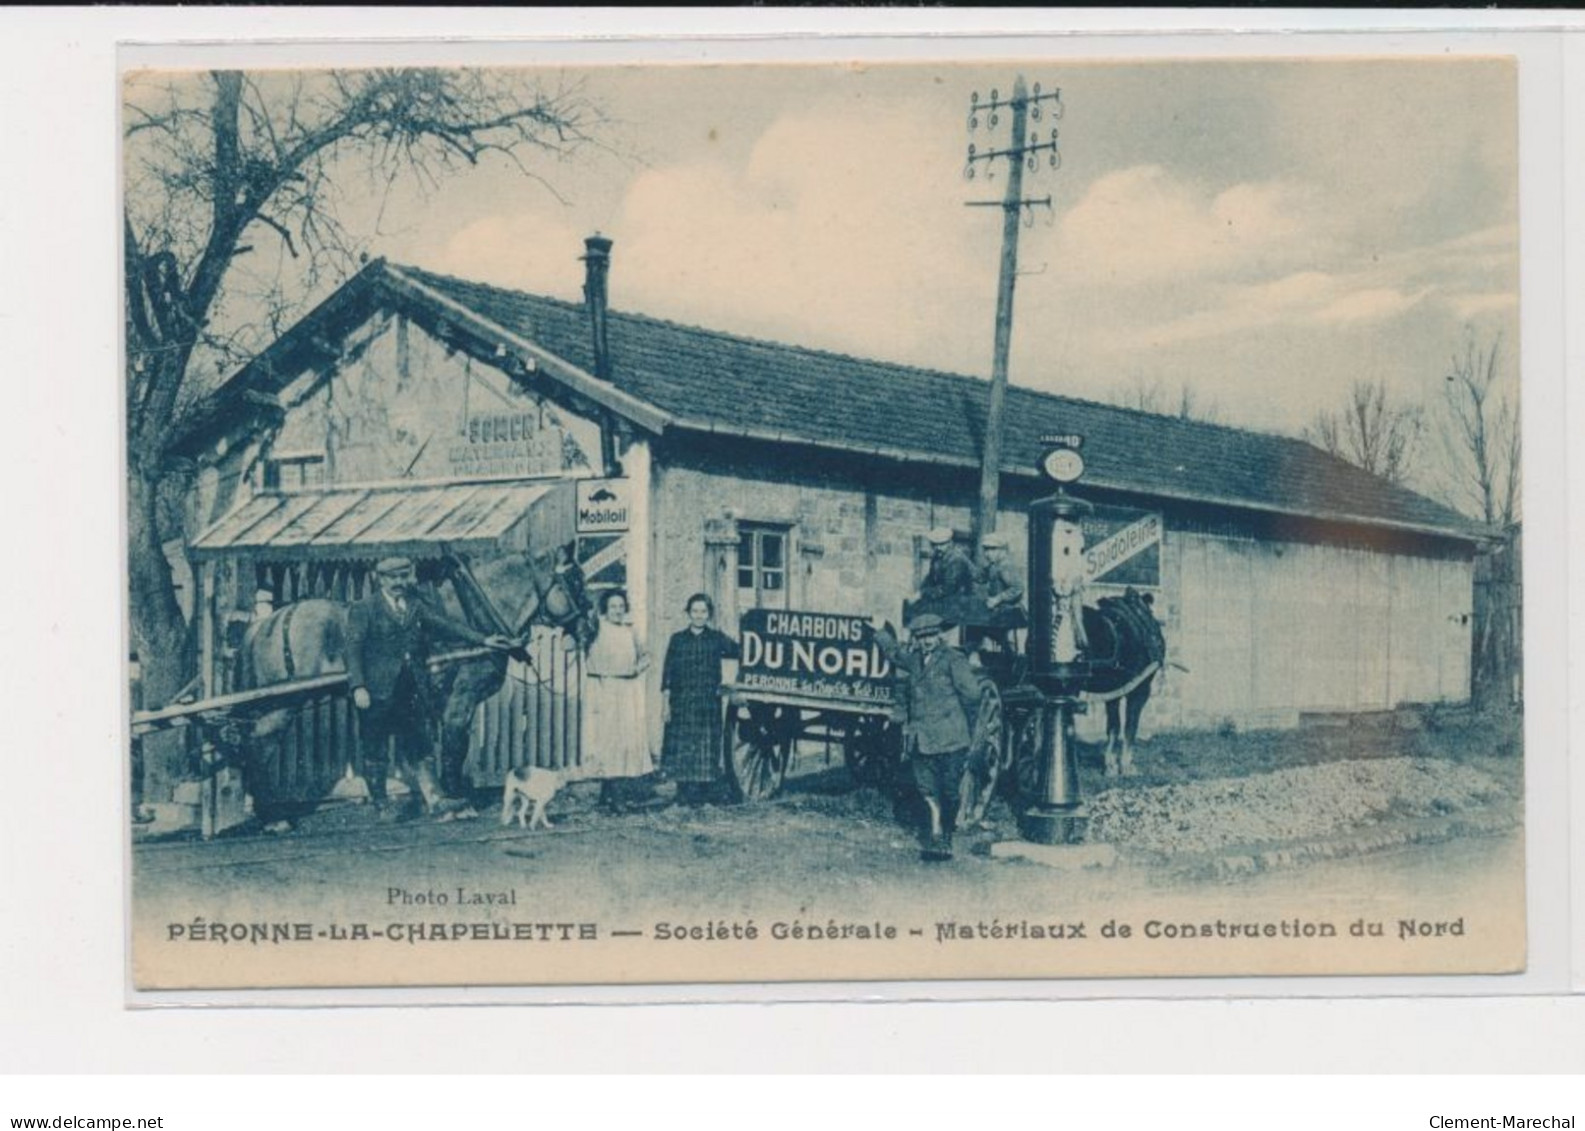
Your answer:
[438,727,471,801]
[365,760,397,819]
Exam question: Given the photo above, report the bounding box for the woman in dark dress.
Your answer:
[660,593,740,806]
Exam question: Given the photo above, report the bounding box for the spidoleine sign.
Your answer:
[1082,507,1162,587]
[737,609,895,705]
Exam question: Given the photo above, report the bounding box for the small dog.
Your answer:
[500,766,563,830]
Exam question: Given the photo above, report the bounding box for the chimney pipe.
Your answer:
[581,234,620,475]
[581,234,613,385]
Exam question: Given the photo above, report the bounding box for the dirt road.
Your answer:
[130,740,1524,991]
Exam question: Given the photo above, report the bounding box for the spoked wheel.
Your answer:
[843,714,901,788]
[957,675,1006,827]
[725,702,794,802]
[1011,706,1047,803]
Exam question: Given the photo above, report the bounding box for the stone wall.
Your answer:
[646,445,1474,743]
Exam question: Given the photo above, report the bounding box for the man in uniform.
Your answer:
[874,612,982,862]
[348,556,513,820]
[917,526,977,609]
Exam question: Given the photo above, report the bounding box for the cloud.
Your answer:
[1067,209,1515,357]
[600,104,1001,372]
[1313,286,1429,325]
[430,209,591,300]
[1052,165,1326,288]
[1447,291,1519,321]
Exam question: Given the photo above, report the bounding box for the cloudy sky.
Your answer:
[270,57,1523,437]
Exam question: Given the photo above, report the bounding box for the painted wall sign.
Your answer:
[576,478,632,534]
[448,411,564,478]
[736,608,894,705]
[1082,507,1163,587]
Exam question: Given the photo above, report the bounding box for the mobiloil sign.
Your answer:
[737,609,894,705]
[576,478,631,534]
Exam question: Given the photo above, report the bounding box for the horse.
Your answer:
[1081,588,1166,777]
[232,542,593,822]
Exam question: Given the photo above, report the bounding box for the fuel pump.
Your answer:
[1020,435,1093,844]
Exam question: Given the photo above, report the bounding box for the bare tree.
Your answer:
[1110,373,1222,423]
[124,69,604,706]
[1433,331,1522,708]
[1303,377,1424,486]
[1438,331,1520,527]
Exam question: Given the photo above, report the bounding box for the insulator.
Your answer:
[966,165,976,180]
[1051,151,1061,170]
[1027,156,1036,173]
[990,87,999,101]
[969,114,978,130]
[1032,105,1042,122]
[990,112,999,129]
[1033,81,1042,96]
[971,90,980,106]
[968,142,977,158]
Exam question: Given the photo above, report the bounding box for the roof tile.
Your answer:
[402,266,1481,540]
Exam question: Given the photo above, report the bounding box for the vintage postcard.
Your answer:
[123,54,1526,992]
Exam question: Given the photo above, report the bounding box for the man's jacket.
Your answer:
[346,590,487,702]
[876,630,982,755]
[920,544,977,603]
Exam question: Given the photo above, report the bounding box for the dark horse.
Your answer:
[1081,588,1166,777]
[233,542,593,819]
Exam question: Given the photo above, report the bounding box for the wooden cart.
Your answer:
[719,685,902,802]
[718,606,1043,810]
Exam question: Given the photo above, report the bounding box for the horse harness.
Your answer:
[278,601,300,681]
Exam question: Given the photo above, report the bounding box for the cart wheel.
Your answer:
[843,715,900,787]
[726,703,792,802]
[957,675,1005,827]
[1011,706,1046,802]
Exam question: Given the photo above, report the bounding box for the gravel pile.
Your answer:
[1083,757,1513,858]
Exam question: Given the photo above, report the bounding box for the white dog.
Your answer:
[500,766,563,830]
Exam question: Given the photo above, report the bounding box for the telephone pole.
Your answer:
[965,76,1062,542]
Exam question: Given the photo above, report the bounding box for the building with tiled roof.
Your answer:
[178,239,1484,805]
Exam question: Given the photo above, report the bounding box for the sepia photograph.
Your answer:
[121,53,1526,991]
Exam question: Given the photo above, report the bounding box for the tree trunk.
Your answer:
[129,465,200,808]
[128,466,194,706]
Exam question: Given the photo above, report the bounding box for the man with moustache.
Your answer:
[348,556,513,820]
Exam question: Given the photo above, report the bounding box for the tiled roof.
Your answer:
[395,265,1483,541]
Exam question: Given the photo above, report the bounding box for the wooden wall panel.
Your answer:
[1162,532,1473,728]
[1355,551,1392,710]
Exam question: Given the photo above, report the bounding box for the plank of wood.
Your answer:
[131,673,348,733]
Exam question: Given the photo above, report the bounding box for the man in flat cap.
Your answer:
[348,556,513,819]
[874,611,982,862]
[978,532,1025,614]
[917,526,977,609]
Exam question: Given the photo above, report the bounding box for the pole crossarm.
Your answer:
[964,136,1060,169]
[965,196,1053,210]
[969,85,1063,118]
